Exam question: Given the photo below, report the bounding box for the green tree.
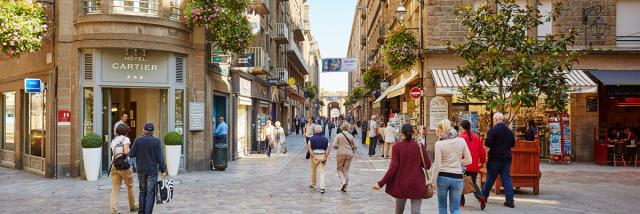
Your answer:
[452,0,579,125]
[362,67,384,93]
[184,0,253,53]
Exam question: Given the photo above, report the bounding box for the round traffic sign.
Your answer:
[409,87,423,99]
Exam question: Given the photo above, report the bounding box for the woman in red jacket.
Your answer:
[373,124,431,214]
[459,120,486,209]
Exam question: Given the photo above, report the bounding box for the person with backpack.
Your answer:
[109,124,138,214]
[130,123,167,214]
[332,122,357,192]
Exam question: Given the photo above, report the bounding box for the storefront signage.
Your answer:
[57,110,71,126]
[238,53,255,67]
[239,78,252,97]
[101,49,169,84]
[429,96,448,130]
[409,87,423,99]
[24,78,43,93]
[586,96,598,112]
[189,102,205,131]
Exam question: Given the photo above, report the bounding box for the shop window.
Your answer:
[175,89,184,135]
[536,0,552,40]
[83,88,94,135]
[1,92,16,151]
[27,92,46,157]
[83,0,101,14]
[617,0,640,46]
[112,0,159,16]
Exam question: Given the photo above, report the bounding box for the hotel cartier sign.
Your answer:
[101,49,169,84]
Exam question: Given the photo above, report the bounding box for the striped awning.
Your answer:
[431,69,598,95]
[387,73,419,98]
[373,83,397,104]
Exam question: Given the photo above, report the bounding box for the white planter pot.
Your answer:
[165,145,182,176]
[82,148,102,181]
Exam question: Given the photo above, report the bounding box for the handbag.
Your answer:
[418,142,434,199]
[463,175,475,194]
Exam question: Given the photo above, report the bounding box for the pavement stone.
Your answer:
[1,129,640,213]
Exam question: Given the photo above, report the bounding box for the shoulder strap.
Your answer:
[341,133,356,153]
[418,142,430,182]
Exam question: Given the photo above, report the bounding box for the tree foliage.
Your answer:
[0,0,48,57]
[452,0,579,125]
[362,67,384,93]
[184,0,253,53]
[352,87,365,99]
[305,84,318,100]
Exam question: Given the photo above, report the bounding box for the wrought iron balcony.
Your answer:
[274,23,290,44]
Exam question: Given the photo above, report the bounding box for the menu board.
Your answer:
[255,114,271,141]
[549,113,571,156]
[586,96,598,112]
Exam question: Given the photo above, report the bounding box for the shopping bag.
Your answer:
[463,175,475,194]
[156,179,174,204]
[365,137,370,145]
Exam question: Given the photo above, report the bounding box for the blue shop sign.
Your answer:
[24,78,43,93]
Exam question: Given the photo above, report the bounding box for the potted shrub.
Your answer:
[81,133,102,181]
[164,131,183,176]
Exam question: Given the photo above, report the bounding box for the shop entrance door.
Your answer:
[237,106,249,157]
[23,92,46,176]
[101,88,168,175]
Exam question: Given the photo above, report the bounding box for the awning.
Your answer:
[373,83,397,104]
[432,69,598,95]
[387,73,419,98]
[589,70,640,86]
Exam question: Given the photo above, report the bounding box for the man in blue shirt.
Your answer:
[214,116,229,144]
[307,125,330,193]
[130,123,167,214]
[481,112,516,209]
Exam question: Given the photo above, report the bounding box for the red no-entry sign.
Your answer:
[409,87,423,99]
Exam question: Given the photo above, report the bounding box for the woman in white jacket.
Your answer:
[382,122,398,159]
[431,119,472,214]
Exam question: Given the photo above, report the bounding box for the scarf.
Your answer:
[439,128,458,141]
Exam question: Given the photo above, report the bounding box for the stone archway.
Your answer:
[327,101,340,118]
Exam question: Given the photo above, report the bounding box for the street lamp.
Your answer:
[582,5,607,47]
[395,3,406,25]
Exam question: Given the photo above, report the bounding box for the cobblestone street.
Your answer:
[2,132,640,214]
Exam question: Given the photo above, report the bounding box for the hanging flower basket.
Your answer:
[363,67,384,93]
[183,0,253,53]
[383,29,418,72]
[0,0,48,57]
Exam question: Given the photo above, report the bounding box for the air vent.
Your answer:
[176,57,184,83]
[83,52,93,81]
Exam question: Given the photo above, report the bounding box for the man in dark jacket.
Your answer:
[130,123,167,214]
[481,112,516,209]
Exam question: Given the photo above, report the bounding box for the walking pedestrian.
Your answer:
[361,119,368,145]
[481,112,516,208]
[328,120,335,138]
[382,122,398,159]
[304,117,314,143]
[130,123,167,214]
[109,124,138,214]
[431,119,472,214]
[368,115,379,157]
[373,124,431,214]
[113,113,136,172]
[273,121,286,155]
[307,125,330,193]
[299,116,306,135]
[332,122,357,192]
[294,116,300,135]
[261,120,274,157]
[459,120,487,209]
[322,117,328,135]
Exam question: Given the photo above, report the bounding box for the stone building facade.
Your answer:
[347,0,640,161]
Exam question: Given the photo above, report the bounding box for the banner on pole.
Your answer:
[322,58,357,72]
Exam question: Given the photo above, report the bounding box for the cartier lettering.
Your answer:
[112,55,158,71]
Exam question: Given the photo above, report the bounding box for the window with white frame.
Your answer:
[84,0,101,14]
[112,0,159,16]
[537,0,552,40]
[617,0,640,46]
[170,0,182,21]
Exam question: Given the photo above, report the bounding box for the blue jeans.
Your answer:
[138,173,158,214]
[436,176,463,214]
[481,160,514,202]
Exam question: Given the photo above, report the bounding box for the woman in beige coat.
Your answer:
[332,122,357,192]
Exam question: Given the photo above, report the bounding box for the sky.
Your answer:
[308,0,357,92]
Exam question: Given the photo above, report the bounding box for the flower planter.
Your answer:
[82,148,102,181]
[165,145,182,176]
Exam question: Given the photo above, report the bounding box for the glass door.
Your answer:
[101,88,112,175]
[23,91,46,175]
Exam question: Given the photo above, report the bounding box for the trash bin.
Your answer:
[213,143,228,171]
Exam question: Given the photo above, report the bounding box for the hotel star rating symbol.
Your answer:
[126,75,144,80]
